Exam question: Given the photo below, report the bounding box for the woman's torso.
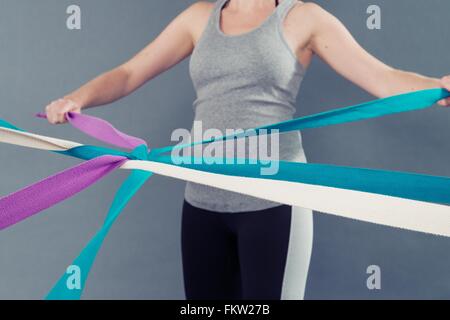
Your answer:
[185,0,308,213]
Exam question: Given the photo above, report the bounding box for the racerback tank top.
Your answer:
[185,0,308,212]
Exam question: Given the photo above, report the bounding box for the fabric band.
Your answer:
[0,88,449,299]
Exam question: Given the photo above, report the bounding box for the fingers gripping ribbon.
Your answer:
[1,88,450,299]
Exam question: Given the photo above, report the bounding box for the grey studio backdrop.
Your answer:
[0,0,449,300]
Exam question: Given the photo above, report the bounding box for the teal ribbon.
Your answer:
[155,89,450,155]
[47,145,152,300]
[151,155,450,205]
[0,118,25,132]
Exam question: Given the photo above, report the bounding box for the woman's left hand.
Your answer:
[438,76,450,107]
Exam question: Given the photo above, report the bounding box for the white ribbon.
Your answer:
[1,126,449,237]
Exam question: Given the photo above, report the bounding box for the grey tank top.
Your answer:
[185,0,307,212]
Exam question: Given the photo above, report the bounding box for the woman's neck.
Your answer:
[225,0,280,13]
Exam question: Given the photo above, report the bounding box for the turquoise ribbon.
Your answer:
[0,118,25,132]
[151,155,450,205]
[155,89,450,155]
[47,145,152,300]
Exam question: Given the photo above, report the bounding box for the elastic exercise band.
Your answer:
[0,88,449,299]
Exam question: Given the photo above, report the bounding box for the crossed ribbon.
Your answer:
[0,88,449,299]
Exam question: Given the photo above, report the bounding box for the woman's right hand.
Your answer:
[44,98,82,124]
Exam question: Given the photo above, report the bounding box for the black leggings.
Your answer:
[181,200,292,300]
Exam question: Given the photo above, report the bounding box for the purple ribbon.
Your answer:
[36,112,148,150]
[0,155,127,230]
[1,112,148,231]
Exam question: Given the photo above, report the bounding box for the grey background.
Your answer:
[0,0,449,300]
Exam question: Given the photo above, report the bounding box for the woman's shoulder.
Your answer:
[287,1,329,19]
[176,1,215,24]
[183,1,216,27]
[284,1,333,29]
[183,2,216,44]
[186,1,215,17]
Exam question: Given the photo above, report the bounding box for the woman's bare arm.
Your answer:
[290,3,450,105]
[45,1,213,124]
